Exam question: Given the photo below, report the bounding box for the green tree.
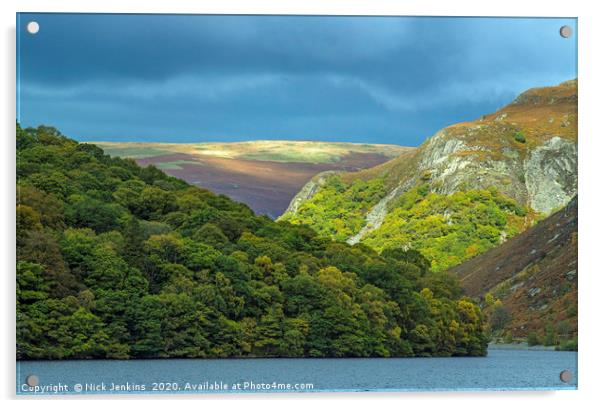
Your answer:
[254,304,285,356]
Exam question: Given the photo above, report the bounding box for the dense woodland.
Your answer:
[16,124,488,360]
[283,175,535,272]
[362,184,534,272]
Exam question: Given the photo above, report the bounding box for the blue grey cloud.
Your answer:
[17,14,577,145]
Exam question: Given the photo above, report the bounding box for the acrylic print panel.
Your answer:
[16,13,578,395]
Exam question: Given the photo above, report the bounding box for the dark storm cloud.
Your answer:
[17,14,577,145]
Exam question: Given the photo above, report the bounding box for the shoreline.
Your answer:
[488,342,557,351]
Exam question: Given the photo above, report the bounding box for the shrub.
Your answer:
[527,331,541,346]
[556,338,578,351]
[514,131,526,143]
[544,323,557,346]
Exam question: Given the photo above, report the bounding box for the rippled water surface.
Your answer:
[17,349,577,394]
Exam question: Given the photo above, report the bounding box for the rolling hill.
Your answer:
[93,141,411,218]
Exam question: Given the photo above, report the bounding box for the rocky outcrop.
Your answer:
[280,171,339,217]
[371,80,577,216]
[416,128,525,197]
[524,137,577,213]
[407,130,577,215]
[282,79,578,240]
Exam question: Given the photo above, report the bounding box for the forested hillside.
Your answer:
[16,124,488,360]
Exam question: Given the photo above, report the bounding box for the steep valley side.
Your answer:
[281,80,578,271]
[450,197,577,342]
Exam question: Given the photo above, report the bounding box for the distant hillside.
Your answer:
[281,80,577,271]
[450,197,577,342]
[93,141,412,218]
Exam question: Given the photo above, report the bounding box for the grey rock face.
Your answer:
[524,137,577,213]
[412,127,529,205]
[412,131,576,215]
[283,131,577,242]
[418,130,469,169]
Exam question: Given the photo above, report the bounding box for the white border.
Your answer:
[2,1,601,407]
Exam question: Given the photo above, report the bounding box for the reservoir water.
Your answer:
[17,348,577,395]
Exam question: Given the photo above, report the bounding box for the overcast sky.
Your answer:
[17,14,577,146]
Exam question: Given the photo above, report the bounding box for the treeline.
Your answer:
[16,124,488,359]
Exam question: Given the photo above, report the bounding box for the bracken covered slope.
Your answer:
[450,197,577,340]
